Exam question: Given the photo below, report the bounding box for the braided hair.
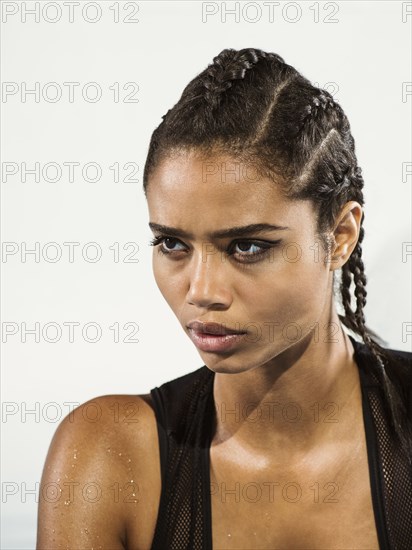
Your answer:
[143,47,411,459]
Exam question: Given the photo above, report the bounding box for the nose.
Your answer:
[186,245,232,309]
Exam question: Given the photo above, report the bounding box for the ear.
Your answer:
[329,201,363,271]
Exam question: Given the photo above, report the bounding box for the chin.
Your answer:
[205,364,249,375]
[202,355,261,375]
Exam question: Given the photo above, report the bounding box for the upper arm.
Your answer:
[36,395,147,549]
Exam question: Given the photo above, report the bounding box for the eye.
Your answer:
[228,240,282,263]
[149,235,281,263]
[231,241,269,257]
[149,236,184,254]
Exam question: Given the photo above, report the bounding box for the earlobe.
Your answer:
[329,201,363,270]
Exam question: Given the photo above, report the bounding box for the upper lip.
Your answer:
[187,320,247,335]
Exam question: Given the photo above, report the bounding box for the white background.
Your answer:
[1,1,411,547]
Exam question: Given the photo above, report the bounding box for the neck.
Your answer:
[211,320,362,462]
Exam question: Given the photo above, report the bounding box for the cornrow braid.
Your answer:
[299,90,339,131]
[291,95,412,460]
[202,48,285,109]
[143,47,412,460]
[339,216,411,459]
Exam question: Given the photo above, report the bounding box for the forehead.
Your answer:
[146,150,316,232]
[147,150,280,200]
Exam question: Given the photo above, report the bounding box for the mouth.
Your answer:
[186,320,247,336]
[186,321,248,353]
[187,329,247,353]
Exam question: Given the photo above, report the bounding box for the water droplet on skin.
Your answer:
[84,528,89,534]
[127,458,131,463]
[227,533,231,538]
[118,452,122,456]
[107,447,111,453]
[64,499,71,505]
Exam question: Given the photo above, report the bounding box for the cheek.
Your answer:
[244,254,329,328]
[152,255,168,299]
[152,255,184,310]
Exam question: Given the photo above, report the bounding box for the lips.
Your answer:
[187,321,248,353]
[186,320,247,335]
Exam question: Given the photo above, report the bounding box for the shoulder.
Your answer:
[352,335,412,385]
[362,343,412,418]
[37,393,160,548]
[350,336,412,413]
[384,346,412,411]
[383,345,412,384]
[43,393,158,464]
[384,345,412,362]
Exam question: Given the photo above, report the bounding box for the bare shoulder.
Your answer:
[37,393,161,550]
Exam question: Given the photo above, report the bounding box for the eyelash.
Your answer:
[148,235,281,263]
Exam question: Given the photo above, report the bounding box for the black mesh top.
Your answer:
[149,335,412,549]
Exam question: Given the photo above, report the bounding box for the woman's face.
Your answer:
[146,149,336,374]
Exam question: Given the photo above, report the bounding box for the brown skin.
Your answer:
[146,149,379,548]
[147,149,362,455]
[37,148,379,549]
[36,394,162,549]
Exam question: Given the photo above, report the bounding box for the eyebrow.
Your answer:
[148,222,290,239]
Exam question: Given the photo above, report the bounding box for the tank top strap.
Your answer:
[349,334,412,549]
[150,365,215,550]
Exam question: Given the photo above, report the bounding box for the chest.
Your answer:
[209,441,380,549]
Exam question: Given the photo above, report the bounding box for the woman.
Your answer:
[37,48,412,549]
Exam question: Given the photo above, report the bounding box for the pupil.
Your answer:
[238,242,251,252]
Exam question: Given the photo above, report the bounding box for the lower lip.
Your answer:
[188,329,247,352]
